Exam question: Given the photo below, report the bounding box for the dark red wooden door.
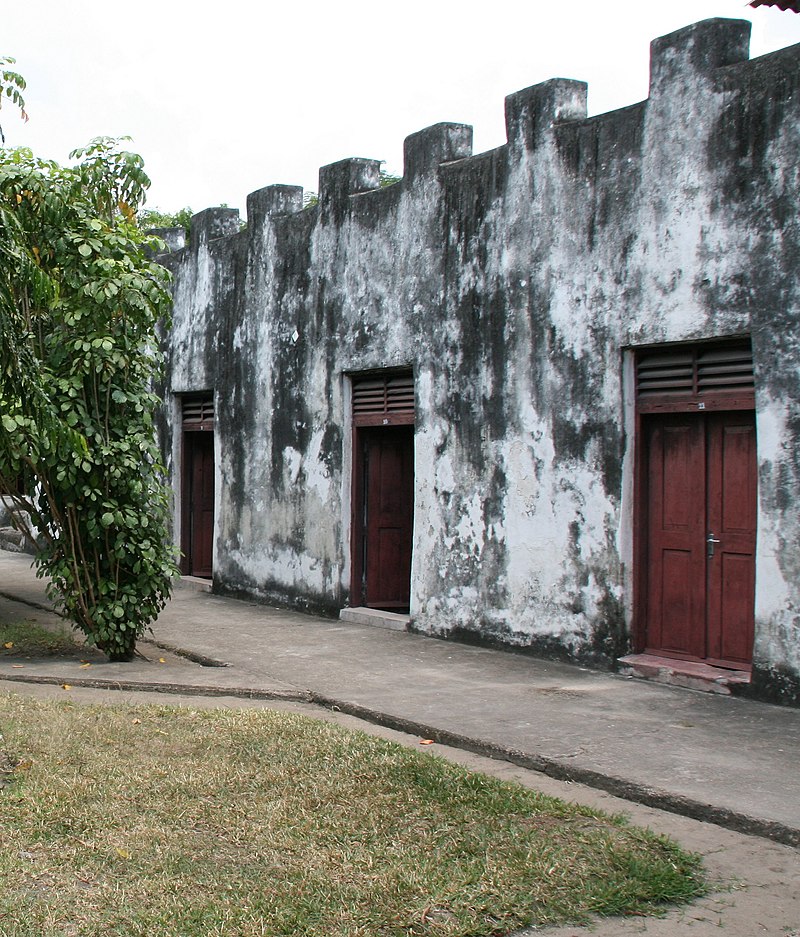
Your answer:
[645,415,707,659]
[705,413,757,666]
[184,431,215,578]
[359,426,414,610]
[644,411,756,667]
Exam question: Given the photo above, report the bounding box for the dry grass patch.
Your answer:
[0,694,704,936]
[0,620,86,658]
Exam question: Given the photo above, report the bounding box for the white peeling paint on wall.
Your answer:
[226,543,335,600]
[753,398,800,674]
[169,248,217,393]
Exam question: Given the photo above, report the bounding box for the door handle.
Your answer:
[707,532,721,558]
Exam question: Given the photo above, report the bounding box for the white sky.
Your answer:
[3,1,799,216]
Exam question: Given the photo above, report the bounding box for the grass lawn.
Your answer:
[0,695,704,936]
[0,620,85,658]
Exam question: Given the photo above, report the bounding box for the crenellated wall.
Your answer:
[157,19,800,703]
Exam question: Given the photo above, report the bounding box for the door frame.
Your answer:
[632,340,756,663]
[178,393,215,578]
[348,370,415,609]
[350,424,415,609]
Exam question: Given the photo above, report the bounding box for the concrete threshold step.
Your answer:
[339,606,410,631]
[177,576,212,593]
[618,653,750,695]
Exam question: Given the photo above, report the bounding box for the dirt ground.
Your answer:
[1,679,797,937]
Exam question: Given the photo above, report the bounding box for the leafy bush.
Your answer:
[0,128,178,660]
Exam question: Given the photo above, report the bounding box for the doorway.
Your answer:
[642,410,756,667]
[350,371,415,612]
[635,341,756,669]
[180,395,215,579]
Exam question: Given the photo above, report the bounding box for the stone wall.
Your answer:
[157,19,800,702]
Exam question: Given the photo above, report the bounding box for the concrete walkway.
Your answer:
[0,551,798,849]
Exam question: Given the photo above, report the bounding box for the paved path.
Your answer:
[0,551,798,849]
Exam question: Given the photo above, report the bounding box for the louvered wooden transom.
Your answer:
[636,342,754,411]
[182,394,215,430]
[352,373,414,425]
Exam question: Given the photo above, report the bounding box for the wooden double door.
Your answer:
[642,410,756,668]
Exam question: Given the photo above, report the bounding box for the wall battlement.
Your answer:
[156,17,798,251]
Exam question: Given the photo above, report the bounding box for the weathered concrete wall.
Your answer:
[158,19,800,701]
